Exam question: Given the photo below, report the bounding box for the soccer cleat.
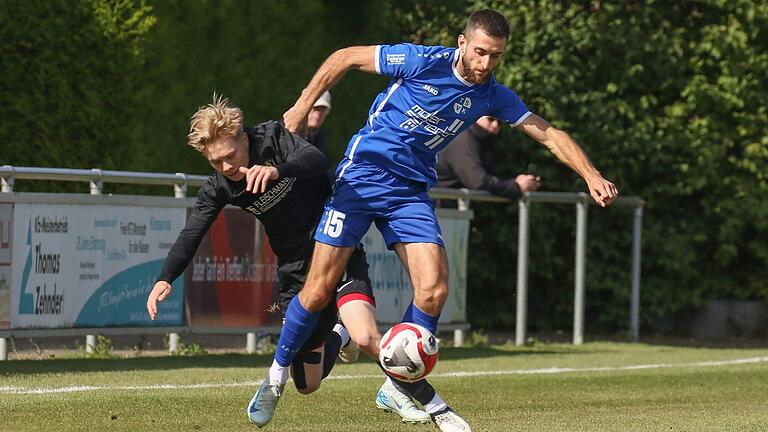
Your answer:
[338,339,360,363]
[247,378,284,427]
[375,384,431,424]
[430,407,472,432]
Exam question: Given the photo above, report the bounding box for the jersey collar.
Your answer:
[452,49,475,87]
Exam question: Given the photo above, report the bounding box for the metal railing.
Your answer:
[430,187,644,345]
[0,166,644,351]
[0,165,208,197]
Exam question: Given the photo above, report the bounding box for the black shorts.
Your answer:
[335,243,375,309]
[276,244,376,352]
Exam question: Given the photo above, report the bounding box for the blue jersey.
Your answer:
[338,43,531,187]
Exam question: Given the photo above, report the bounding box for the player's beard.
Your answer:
[460,55,489,85]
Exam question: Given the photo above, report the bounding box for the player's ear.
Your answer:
[458,33,467,52]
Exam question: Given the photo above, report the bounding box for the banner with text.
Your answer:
[185,210,469,327]
[10,203,186,328]
[185,209,281,327]
[364,214,469,324]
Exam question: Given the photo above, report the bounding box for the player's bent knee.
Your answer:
[415,283,449,310]
[350,330,380,356]
[295,380,321,395]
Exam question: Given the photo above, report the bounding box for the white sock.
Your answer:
[383,377,396,389]
[424,393,448,414]
[333,323,350,347]
[268,359,289,386]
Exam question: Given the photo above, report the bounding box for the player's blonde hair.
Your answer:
[187,94,244,153]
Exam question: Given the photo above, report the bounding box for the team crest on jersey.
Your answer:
[453,97,472,115]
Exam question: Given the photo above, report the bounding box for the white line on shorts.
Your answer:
[1,355,767,395]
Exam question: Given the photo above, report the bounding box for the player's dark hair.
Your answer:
[463,9,510,40]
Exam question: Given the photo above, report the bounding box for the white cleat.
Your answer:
[430,408,471,432]
[247,378,284,427]
[375,384,431,424]
[339,339,359,364]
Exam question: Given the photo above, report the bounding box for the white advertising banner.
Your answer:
[365,214,469,324]
[0,202,11,328]
[10,203,186,328]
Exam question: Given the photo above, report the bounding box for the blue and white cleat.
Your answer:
[430,407,472,432]
[247,378,284,427]
[375,383,431,424]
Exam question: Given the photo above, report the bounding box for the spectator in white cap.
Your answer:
[307,91,332,155]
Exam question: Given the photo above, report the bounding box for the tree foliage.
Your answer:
[2,1,766,334]
[391,0,768,333]
[0,0,155,173]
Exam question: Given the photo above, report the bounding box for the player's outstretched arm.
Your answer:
[517,114,618,207]
[283,46,377,133]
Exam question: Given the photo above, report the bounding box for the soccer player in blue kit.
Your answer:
[248,9,619,428]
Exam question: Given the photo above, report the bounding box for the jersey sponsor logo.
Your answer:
[243,177,296,215]
[453,97,472,115]
[386,53,406,65]
[422,84,439,96]
[400,104,465,149]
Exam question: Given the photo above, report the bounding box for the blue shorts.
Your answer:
[314,161,443,250]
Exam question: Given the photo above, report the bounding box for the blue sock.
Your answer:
[403,302,440,335]
[401,302,414,323]
[275,296,320,367]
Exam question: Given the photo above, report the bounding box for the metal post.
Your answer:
[246,332,257,354]
[1,166,14,193]
[168,333,179,354]
[453,328,465,347]
[85,334,96,353]
[174,173,188,198]
[457,188,470,211]
[630,204,644,342]
[90,169,103,195]
[515,199,530,346]
[573,198,589,345]
[0,337,7,361]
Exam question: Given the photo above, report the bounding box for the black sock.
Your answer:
[322,332,342,379]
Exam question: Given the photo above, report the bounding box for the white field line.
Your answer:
[2,355,767,396]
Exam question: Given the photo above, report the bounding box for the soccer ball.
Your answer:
[378,322,439,382]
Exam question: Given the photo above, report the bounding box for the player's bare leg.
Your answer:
[392,242,449,317]
[339,299,379,359]
[389,243,470,431]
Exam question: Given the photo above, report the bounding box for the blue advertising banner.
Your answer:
[10,203,186,328]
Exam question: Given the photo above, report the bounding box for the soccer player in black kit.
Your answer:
[145,96,466,429]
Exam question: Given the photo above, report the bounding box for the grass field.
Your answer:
[2,342,768,431]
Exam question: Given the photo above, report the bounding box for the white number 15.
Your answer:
[322,209,346,238]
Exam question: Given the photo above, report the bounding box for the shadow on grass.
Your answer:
[0,346,582,376]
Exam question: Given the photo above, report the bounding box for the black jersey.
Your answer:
[157,121,330,283]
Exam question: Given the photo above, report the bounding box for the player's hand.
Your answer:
[147,281,172,320]
[283,106,309,138]
[239,165,279,193]
[586,176,619,207]
[515,174,542,193]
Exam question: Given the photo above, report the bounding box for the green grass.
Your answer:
[2,342,768,431]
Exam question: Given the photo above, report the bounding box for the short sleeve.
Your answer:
[490,84,532,127]
[375,43,448,79]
